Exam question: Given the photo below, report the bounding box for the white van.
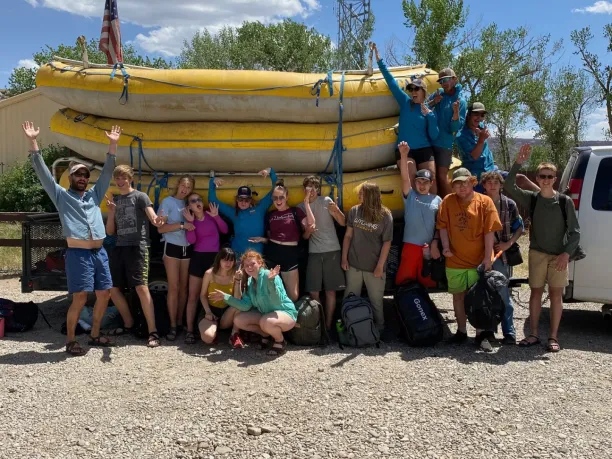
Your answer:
[558,146,612,316]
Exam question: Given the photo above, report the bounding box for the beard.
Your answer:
[70,178,88,192]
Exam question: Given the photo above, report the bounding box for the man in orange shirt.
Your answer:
[437,168,502,345]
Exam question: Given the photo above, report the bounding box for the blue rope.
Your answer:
[110,63,130,105]
[310,71,334,107]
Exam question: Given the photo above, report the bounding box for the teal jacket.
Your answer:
[428,84,467,150]
[223,268,297,321]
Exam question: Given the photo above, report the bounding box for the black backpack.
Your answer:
[465,269,507,330]
[129,289,171,339]
[393,282,443,346]
[338,294,380,348]
[0,298,41,332]
[287,296,329,346]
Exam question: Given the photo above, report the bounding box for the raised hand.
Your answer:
[453,99,460,113]
[183,222,195,231]
[213,178,224,188]
[398,141,410,157]
[370,42,381,62]
[234,269,244,283]
[421,103,431,116]
[328,199,340,215]
[105,125,122,144]
[478,128,491,140]
[431,91,443,106]
[206,202,219,217]
[182,208,194,222]
[258,168,271,178]
[22,121,40,140]
[515,144,532,165]
[268,265,281,279]
[105,194,116,213]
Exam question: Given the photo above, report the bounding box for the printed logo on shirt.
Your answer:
[269,212,295,224]
[453,210,471,233]
[353,217,379,232]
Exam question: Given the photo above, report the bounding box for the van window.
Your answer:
[592,157,612,211]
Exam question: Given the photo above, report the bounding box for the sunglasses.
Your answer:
[272,196,286,201]
[406,86,419,92]
[73,172,90,178]
[189,197,203,204]
[237,197,250,203]
[538,174,555,180]
[439,77,452,83]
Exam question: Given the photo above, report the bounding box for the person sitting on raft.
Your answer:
[211,250,297,356]
[372,42,440,195]
[207,167,277,258]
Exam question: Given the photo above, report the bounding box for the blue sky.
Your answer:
[2,0,611,138]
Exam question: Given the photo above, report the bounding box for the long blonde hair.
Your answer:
[358,182,390,223]
[173,174,196,197]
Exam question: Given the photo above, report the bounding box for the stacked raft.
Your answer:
[37,60,452,214]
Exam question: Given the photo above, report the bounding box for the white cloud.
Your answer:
[572,1,612,14]
[585,106,610,140]
[25,0,322,56]
[23,0,39,7]
[17,59,39,70]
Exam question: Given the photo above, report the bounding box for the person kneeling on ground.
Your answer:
[395,141,442,288]
[436,168,502,352]
[199,248,243,348]
[481,170,524,345]
[212,250,297,356]
[503,145,580,352]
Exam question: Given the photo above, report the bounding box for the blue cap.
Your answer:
[237,186,252,198]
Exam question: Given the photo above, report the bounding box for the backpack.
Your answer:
[0,298,41,332]
[338,294,380,348]
[129,289,171,339]
[393,282,443,346]
[465,269,507,330]
[529,193,586,261]
[287,296,329,346]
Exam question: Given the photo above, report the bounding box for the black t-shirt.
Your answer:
[113,190,153,247]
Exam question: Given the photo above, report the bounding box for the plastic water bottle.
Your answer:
[336,319,345,333]
[422,244,431,260]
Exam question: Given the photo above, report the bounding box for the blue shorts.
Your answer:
[65,247,113,294]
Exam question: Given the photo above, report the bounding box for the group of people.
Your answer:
[20,50,580,357]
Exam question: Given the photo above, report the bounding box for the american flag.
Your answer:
[99,0,123,64]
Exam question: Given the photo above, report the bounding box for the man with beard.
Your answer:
[23,120,120,356]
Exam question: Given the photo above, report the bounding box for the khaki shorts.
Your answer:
[528,249,569,289]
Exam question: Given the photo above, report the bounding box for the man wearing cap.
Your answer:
[455,102,496,185]
[22,120,120,356]
[436,167,502,346]
[428,68,467,198]
[395,142,442,287]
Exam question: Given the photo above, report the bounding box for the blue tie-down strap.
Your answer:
[152,173,170,212]
[310,71,334,107]
[110,63,130,105]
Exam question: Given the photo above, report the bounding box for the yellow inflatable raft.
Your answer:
[38,61,439,124]
[51,108,400,173]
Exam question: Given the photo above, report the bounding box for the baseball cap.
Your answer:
[407,78,427,90]
[468,102,487,114]
[451,168,473,183]
[237,186,252,198]
[69,163,90,176]
[415,169,433,181]
[437,68,456,81]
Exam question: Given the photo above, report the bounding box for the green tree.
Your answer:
[6,38,172,97]
[402,0,467,70]
[571,25,612,139]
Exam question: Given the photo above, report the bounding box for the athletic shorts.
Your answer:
[446,267,479,294]
[189,251,217,278]
[265,242,299,272]
[110,245,150,289]
[432,146,453,169]
[65,247,113,294]
[163,241,193,260]
[395,242,436,288]
[528,249,569,289]
[395,146,435,164]
[210,305,228,319]
[305,251,346,293]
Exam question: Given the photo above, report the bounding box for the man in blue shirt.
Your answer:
[455,102,495,184]
[23,120,120,356]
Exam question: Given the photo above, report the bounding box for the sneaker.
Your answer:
[502,334,517,345]
[229,332,245,349]
[447,330,468,344]
[380,329,396,343]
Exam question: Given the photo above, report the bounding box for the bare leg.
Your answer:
[548,287,564,340]
[281,270,299,302]
[198,317,218,344]
[259,311,296,342]
[177,260,190,327]
[90,289,111,338]
[234,311,266,336]
[66,292,88,343]
[163,256,180,328]
[418,160,437,195]
[135,285,156,334]
[109,287,134,328]
[528,287,545,337]
[324,290,337,330]
[436,166,451,198]
[186,274,203,333]
[452,292,467,333]
[219,307,240,333]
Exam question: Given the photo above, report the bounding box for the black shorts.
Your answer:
[432,145,453,169]
[189,251,217,277]
[210,305,228,319]
[395,146,435,164]
[110,245,150,289]
[163,241,193,260]
[265,242,299,272]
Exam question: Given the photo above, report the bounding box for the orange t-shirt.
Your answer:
[436,192,502,269]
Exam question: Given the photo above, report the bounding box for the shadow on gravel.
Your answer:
[0,349,71,365]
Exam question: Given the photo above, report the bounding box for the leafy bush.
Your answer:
[0,145,69,212]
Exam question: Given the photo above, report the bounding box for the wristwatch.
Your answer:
[180,221,185,230]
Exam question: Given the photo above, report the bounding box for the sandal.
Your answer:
[546,338,561,353]
[267,340,287,356]
[184,332,196,345]
[166,327,177,341]
[518,335,541,347]
[257,336,274,350]
[65,341,87,356]
[88,335,115,347]
[147,332,161,348]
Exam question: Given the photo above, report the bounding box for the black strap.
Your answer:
[37,305,53,329]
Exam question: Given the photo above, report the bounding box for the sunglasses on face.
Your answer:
[407,86,419,92]
[272,195,286,201]
[237,197,250,203]
[538,174,555,180]
[439,77,452,84]
[189,197,203,204]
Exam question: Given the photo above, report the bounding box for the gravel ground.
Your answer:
[1,276,612,459]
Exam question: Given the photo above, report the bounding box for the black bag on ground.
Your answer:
[287,296,329,346]
[129,289,171,339]
[429,255,447,288]
[0,298,40,332]
[465,269,507,330]
[338,294,380,348]
[393,282,443,346]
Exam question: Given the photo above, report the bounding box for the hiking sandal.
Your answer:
[147,332,161,348]
[257,336,274,350]
[88,335,115,347]
[166,327,177,341]
[519,335,541,347]
[184,332,196,345]
[546,338,561,353]
[267,340,287,357]
[65,341,87,357]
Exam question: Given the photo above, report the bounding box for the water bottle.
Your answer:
[422,244,431,261]
[336,319,345,333]
[422,244,432,278]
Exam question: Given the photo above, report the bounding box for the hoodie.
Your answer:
[428,84,467,150]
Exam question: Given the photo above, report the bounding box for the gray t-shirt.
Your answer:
[113,190,153,247]
[347,205,394,272]
[298,196,341,253]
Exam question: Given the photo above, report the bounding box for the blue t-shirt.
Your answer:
[159,196,189,247]
[455,126,495,180]
[402,190,442,246]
